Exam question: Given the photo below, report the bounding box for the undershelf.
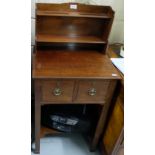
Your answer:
[40,126,62,138]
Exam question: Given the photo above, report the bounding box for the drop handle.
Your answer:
[53,88,62,96]
[88,88,96,96]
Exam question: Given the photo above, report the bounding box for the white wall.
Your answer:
[31,0,124,47]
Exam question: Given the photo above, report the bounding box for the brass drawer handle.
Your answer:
[88,88,96,96]
[53,88,62,96]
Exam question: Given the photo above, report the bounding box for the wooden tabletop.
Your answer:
[32,50,121,79]
[107,46,124,84]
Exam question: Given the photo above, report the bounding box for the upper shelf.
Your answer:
[36,34,107,44]
[36,11,113,19]
[36,3,114,19]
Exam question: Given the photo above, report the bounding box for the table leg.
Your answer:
[34,81,41,154]
[90,105,106,151]
[90,81,117,151]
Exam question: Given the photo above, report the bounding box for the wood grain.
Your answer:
[36,3,114,18]
[91,80,117,151]
[32,50,121,79]
[42,80,74,103]
[75,80,109,103]
[36,3,114,48]
[33,3,118,154]
[103,99,124,154]
[101,46,124,155]
[37,10,112,19]
[36,34,106,44]
[36,16,110,41]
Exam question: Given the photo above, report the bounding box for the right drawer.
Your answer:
[75,80,110,103]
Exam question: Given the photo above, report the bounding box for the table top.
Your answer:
[32,50,121,79]
[107,46,124,84]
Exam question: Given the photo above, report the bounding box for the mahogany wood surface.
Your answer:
[101,46,124,155]
[35,79,118,105]
[36,3,114,52]
[91,80,117,151]
[36,16,110,41]
[32,50,121,79]
[36,34,106,44]
[33,3,119,154]
[75,80,109,103]
[37,3,114,18]
[37,10,112,19]
[42,80,74,103]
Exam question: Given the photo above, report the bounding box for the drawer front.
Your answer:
[75,80,110,103]
[41,80,74,103]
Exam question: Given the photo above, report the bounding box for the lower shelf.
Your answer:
[40,126,62,138]
[36,34,106,44]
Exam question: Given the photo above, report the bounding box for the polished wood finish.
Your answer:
[33,3,119,154]
[33,51,120,79]
[36,3,114,19]
[36,17,108,41]
[101,46,124,155]
[36,79,120,105]
[36,34,106,44]
[34,80,41,154]
[34,79,120,153]
[36,3,114,53]
[75,80,110,103]
[37,11,112,19]
[103,96,124,154]
[91,80,117,151]
[41,80,74,103]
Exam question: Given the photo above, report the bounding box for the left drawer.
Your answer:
[41,80,74,103]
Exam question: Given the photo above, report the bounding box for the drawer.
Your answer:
[41,80,74,103]
[75,80,110,103]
